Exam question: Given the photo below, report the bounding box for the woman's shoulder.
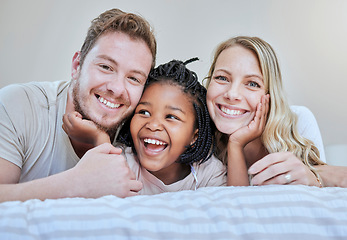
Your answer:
[290,105,315,118]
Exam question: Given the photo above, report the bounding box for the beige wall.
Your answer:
[0,0,346,147]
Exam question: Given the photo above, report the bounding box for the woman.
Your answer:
[205,36,326,186]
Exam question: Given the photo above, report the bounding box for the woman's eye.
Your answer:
[248,81,260,88]
[214,75,228,82]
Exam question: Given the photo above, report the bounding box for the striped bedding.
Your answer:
[1,185,346,240]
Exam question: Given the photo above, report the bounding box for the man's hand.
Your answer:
[69,143,143,198]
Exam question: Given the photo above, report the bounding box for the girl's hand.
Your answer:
[229,94,269,147]
[248,152,321,187]
[62,112,110,146]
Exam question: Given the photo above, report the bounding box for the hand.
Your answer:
[62,111,110,146]
[70,143,143,198]
[248,152,320,187]
[229,94,269,147]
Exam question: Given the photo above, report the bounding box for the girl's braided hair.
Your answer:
[117,58,215,165]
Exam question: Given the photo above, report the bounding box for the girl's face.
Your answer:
[130,82,198,179]
[206,45,266,135]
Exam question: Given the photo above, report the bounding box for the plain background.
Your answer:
[0,0,346,152]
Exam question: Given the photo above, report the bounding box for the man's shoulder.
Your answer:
[0,80,70,107]
[0,80,69,98]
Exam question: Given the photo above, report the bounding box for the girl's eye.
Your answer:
[138,109,150,116]
[166,114,180,121]
[248,81,260,88]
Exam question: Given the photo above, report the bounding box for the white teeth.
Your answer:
[221,106,243,116]
[144,138,166,145]
[98,97,120,109]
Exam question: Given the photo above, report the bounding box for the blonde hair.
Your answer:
[205,36,325,169]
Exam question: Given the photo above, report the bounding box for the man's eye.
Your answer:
[100,64,112,71]
[129,77,140,83]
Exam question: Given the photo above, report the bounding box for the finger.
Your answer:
[248,152,286,175]
[259,95,268,127]
[90,143,123,155]
[129,180,143,192]
[254,102,262,124]
[248,101,262,130]
[256,172,298,186]
[73,111,83,119]
[127,191,139,197]
[250,160,291,185]
[68,112,82,127]
[265,94,270,116]
[62,114,73,132]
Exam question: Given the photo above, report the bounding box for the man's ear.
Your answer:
[71,51,81,80]
[190,129,199,146]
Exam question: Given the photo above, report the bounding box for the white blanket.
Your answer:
[1,185,346,240]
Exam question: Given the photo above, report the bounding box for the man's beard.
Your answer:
[72,81,121,138]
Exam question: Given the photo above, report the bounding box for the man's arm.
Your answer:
[0,144,143,202]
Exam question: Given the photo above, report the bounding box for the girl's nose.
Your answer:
[146,117,163,131]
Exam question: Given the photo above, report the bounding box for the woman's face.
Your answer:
[206,45,266,135]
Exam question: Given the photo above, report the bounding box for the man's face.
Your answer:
[71,31,153,134]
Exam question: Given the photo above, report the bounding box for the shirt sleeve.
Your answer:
[197,155,227,187]
[290,105,326,162]
[0,84,30,168]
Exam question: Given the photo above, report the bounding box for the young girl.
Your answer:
[205,36,326,187]
[63,59,226,195]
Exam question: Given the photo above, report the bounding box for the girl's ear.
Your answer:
[71,51,81,80]
[190,129,199,146]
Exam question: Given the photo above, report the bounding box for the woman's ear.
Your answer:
[190,129,199,146]
[71,51,81,80]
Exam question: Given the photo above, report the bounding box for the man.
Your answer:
[0,8,157,202]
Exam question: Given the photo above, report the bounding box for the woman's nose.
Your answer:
[224,84,242,101]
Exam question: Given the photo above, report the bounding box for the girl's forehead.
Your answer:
[142,82,194,107]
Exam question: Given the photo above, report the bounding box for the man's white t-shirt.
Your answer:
[0,81,80,182]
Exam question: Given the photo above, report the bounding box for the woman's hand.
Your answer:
[62,111,110,146]
[226,94,269,186]
[248,152,321,187]
[229,94,269,147]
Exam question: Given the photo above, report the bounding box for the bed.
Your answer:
[1,185,346,240]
